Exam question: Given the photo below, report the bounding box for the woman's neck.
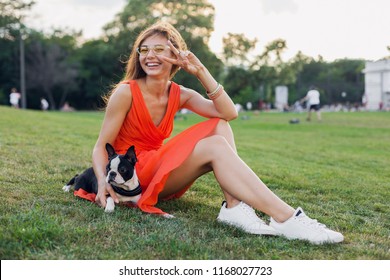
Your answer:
[142,77,170,98]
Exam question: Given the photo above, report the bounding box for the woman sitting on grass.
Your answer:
[91,21,343,245]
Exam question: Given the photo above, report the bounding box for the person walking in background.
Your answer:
[361,93,368,111]
[9,88,21,109]
[301,86,322,121]
[40,97,49,111]
[246,101,252,111]
[89,22,343,244]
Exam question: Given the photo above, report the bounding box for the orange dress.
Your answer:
[75,80,220,215]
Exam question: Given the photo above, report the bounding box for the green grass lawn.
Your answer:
[0,105,389,259]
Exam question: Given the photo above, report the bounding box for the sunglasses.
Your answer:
[136,44,170,56]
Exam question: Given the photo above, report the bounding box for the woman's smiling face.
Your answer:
[138,34,174,78]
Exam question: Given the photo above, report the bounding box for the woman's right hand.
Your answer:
[95,181,119,208]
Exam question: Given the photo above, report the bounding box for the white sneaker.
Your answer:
[270,207,344,245]
[217,201,278,236]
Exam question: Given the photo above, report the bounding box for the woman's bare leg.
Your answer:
[160,120,294,222]
[212,120,241,208]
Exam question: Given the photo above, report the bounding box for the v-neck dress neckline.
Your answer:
[132,80,173,129]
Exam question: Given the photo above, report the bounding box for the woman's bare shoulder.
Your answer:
[115,83,132,96]
[107,83,132,110]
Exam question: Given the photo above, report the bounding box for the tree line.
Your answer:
[1,0,384,110]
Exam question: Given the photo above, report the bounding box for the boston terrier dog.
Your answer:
[63,143,141,213]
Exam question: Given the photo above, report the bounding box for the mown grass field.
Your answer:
[0,105,389,260]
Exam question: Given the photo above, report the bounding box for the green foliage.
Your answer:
[0,0,34,37]
[0,38,19,96]
[222,33,257,66]
[257,39,288,66]
[0,0,34,104]
[223,66,258,103]
[296,58,365,104]
[72,39,125,109]
[1,106,389,259]
[0,88,6,104]
[23,30,81,109]
[104,0,215,42]
[232,85,256,105]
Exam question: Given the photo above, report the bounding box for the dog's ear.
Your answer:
[125,145,137,164]
[105,143,117,160]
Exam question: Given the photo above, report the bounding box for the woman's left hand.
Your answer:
[157,40,204,77]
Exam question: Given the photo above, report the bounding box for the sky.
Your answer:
[26,0,390,62]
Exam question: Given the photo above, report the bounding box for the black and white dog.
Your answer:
[63,143,141,213]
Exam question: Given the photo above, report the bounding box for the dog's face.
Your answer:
[105,144,137,185]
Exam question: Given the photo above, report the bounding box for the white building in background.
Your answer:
[363,59,390,110]
[275,85,288,111]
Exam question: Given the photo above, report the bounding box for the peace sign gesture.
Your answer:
[158,40,205,77]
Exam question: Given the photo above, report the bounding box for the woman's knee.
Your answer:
[215,119,233,135]
[214,119,236,151]
[196,135,232,159]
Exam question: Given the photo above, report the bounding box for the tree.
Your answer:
[294,58,365,105]
[222,33,257,66]
[0,0,34,39]
[248,39,291,105]
[25,31,79,109]
[104,0,214,41]
[285,51,315,102]
[223,66,255,101]
[255,39,287,66]
[0,0,34,105]
[72,38,123,109]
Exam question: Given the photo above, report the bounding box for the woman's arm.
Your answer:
[180,65,238,121]
[92,83,132,208]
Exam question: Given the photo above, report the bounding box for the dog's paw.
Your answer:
[162,213,175,219]
[62,185,71,192]
[105,197,115,213]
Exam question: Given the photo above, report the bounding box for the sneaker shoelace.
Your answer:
[295,213,327,229]
[239,202,266,225]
